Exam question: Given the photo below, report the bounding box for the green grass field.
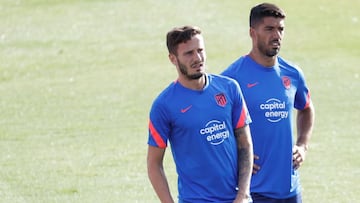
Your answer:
[0,0,359,202]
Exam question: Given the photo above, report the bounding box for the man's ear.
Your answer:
[249,27,255,38]
[169,54,177,66]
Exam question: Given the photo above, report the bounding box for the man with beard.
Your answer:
[221,3,315,203]
[147,25,253,203]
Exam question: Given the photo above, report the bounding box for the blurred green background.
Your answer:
[0,0,359,202]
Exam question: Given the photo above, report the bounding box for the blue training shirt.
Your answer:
[222,55,311,199]
[148,74,251,202]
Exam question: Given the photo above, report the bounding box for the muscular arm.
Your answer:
[293,102,315,169]
[233,125,253,202]
[147,146,174,203]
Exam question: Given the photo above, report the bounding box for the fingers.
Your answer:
[253,154,260,174]
[292,146,306,170]
[253,163,260,174]
[293,155,301,170]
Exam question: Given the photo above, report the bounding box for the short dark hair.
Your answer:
[249,3,286,28]
[166,25,202,55]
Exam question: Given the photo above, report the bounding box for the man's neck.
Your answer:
[249,50,277,67]
[178,74,207,90]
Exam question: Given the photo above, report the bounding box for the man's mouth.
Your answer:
[271,40,281,47]
[191,62,203,69]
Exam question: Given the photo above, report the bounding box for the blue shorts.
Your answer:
[251,193,302,203]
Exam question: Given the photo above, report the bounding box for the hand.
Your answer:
[233,194,251,203]
[292,145,307,170]
[233,198,250,203]
[252,154,260,174]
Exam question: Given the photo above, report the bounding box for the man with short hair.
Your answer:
[222,3,315,203]
[147,25,253,203]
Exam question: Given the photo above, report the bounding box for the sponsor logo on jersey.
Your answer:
[260,98,289,122]
[200,120,230,145]
[215,93,227,107]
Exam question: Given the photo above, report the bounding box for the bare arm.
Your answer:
[293,102,315,169]
[233,125,253,202]
[147,146,174,203]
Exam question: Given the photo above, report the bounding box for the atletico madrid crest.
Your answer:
[215,93,227,107]
[282,76,291,89]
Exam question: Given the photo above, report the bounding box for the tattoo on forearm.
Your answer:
[237,147,252,189]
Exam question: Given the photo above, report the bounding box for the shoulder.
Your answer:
[230,55,247,67]
[222,56,247,74]
[208,74,242,97]
[277,56,308,81]
[278,56,303,73]
[209,74,239,86]
[152,81,177,106]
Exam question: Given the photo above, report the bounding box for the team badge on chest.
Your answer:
[215,93,227,107]
[282,76,291,89]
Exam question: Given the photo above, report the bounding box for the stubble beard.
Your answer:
[178,60,204,80]
[258,40,281,57]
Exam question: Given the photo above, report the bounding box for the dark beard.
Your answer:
[178,61,204,80]
[265,47,280,57]
[258,41,280,57]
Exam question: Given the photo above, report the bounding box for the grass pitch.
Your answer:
[0,0,359,202]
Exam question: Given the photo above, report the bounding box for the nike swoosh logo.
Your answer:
[181,105,192,113]
[247,82,259,88]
